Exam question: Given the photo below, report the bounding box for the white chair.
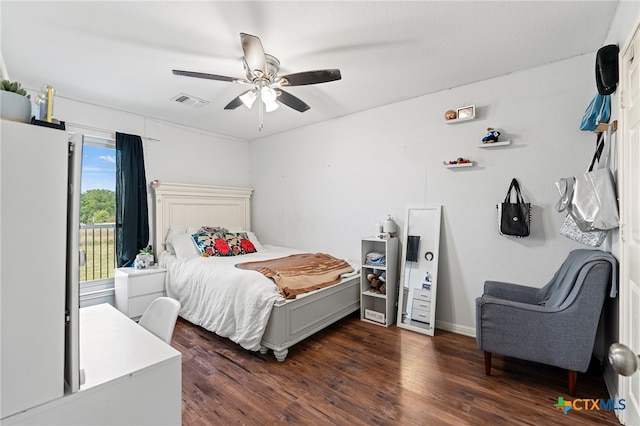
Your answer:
[138,297,181,344]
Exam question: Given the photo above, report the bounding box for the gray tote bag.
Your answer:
[556,131,619,232]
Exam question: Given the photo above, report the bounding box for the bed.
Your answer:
[153,182,360,361]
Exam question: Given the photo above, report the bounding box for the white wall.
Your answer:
[56,98,251,188]
[250,52,605,333]
[54,97,251,246]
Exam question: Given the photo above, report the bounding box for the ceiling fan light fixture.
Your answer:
[239,90,257,109]
[260,86,276,102]
[260,86,279,112]
[264,98,279,112]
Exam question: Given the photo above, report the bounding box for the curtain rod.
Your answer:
[73,133,114,143]
[66,122,160,142]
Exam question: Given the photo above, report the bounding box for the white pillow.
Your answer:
[231,229,264,252]
[164,225,186,254]
[165,224,199,254]
[172,232,200,260]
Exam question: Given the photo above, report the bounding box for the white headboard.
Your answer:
[153,182,253,253]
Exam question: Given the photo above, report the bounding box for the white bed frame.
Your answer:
[153,182,360,361]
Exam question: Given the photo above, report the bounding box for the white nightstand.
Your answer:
[114,266,168,320]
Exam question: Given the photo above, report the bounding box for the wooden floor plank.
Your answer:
[173,313,621,425]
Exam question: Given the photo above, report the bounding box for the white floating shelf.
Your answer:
[477,140,512,148]
[443,162,474,168]
[445,116,475,124]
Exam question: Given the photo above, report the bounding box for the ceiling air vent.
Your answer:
[171,93,209,109]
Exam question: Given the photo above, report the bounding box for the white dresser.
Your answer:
[3,303,182,425]
[115,266,167,320]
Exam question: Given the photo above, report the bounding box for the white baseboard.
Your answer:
[436,320,476,337]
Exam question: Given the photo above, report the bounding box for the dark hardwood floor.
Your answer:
[172,312,621,425]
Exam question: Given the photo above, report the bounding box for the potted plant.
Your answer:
[0,80,32,123]
[135,246,155,269]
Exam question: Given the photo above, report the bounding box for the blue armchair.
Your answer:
[475,249,617,396]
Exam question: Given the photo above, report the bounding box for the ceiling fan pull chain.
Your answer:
[258,89,264,131]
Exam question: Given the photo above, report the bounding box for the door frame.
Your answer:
[617,16,640,426]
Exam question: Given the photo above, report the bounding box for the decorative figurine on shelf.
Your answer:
[31,84,66,129]
[443,157,472,165]
[34,85,56,123]
[482,127,501,144]
[382,214,397,238]
[444,109,457,120]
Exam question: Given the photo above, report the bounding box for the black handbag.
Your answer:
[497,178,531,237]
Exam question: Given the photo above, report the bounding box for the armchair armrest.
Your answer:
[483,280,540,304]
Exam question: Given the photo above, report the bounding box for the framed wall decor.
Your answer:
[456,105,475,119]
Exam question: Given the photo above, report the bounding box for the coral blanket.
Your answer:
[236,253,354,299]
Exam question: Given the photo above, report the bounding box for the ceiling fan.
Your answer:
[173,32,342,130]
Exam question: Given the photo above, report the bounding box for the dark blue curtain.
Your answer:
[116,132,149,267]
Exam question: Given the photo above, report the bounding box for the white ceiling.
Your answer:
[1,1,618,141]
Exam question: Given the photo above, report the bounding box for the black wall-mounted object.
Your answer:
[596,44,619,95]
[406,235,420,262]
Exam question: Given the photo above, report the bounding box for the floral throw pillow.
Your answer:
[191,232,257,257]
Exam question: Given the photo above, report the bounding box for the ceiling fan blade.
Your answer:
[275,89,310,113]
[240,33,267,78]
[172,69,237,83]
[224,94,245,110]
[278,69,341,86]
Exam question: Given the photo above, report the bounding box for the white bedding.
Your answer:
[159,245,357,351]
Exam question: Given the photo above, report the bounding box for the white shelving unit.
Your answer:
[478,140,512,148]
[360,237,398,327]
[443,162,474,168]
[444,115,475,124]
[444,105,476,124]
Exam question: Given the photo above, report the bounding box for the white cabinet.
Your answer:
[1,121,71,419]
[115,266,167,320]
[3,304,182,426]
[360,237,398,327]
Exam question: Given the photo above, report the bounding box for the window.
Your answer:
[79,136,116,284]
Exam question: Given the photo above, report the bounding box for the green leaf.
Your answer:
[0,80,29,97]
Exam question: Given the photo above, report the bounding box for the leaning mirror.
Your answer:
[396,205,442,336]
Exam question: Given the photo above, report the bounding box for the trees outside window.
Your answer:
[80,142,116,282]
